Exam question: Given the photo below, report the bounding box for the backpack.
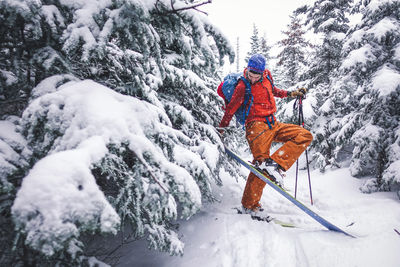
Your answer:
[217,73,253,126]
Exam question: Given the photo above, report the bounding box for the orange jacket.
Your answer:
[219,68,289,128]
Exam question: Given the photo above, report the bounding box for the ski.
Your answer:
[225,145,355,238]
[234,207,296,228]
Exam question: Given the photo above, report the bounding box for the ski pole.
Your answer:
[294,94,313,205]
[299,96,313,205]
[294,97,301,199]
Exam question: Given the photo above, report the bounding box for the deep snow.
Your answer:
[116,162,400,267]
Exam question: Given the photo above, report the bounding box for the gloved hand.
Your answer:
[290,87,307,98]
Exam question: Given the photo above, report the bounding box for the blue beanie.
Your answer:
[248,54,266,74]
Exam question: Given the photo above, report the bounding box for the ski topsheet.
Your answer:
[225,145,355,238]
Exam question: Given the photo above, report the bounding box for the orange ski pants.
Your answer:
[241,121,313,210]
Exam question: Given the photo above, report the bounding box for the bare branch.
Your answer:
[193,7,208,15]
[155,0,212,15]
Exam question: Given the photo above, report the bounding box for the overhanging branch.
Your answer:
[155,0,212,15]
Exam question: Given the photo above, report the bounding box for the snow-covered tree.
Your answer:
[0,0,237,266]
[344,0,400,191]
[295,0,352,170]
[259,34,273,68]
[273,13,315,129]
[276,15,311,88]
[311,0,400,193]
[0,116,32,265]
[245,23,260,62]
[303,0,352,86]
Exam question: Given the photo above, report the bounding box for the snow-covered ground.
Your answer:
[117,162,400,267]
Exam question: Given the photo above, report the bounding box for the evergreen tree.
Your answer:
[276,15,310,88]
[303,0,352,86]
[344,0,400,192]
[259,34,272,68]
[295,0,353,170]
[0,0,237,265]
[311,0,400,194]
[245,23,260,62]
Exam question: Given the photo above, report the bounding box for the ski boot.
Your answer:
[256,158,286,187]
[240,206,273,222]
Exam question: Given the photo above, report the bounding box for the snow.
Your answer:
[63,26,97,61]
[384,160,400,184]
[41,4,65,33]
[366,0,398,14]
[371,65,400,97]
[367,17,400,42]
[317,18,336,32]
[352,123,382,143]
[341,44,376,70]
[0,117,31,189]
[0,69,18,86]
[192,141,220,171]
[0,119,27,149]
[302,96,317,120]
[3,0,32,11]
[115,164,400,267]
[342,28,365,51]
[394,44,400,62]
[329,31,346,41]
[319,98,333,114]
[12,140,120,257]
[60,0,113,61]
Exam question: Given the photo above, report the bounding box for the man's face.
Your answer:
[247,70,262,84]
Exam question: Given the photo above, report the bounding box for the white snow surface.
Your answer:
[116,165,400,267]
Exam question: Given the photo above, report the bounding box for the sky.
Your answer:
[199,0,317,71]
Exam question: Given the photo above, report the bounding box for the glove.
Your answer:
[290,87,307,98]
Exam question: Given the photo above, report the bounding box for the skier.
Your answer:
[218,54,313,216]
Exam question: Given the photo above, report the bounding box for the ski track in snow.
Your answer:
[117,165,400,267]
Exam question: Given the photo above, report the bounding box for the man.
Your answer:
[218,54,313,216]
